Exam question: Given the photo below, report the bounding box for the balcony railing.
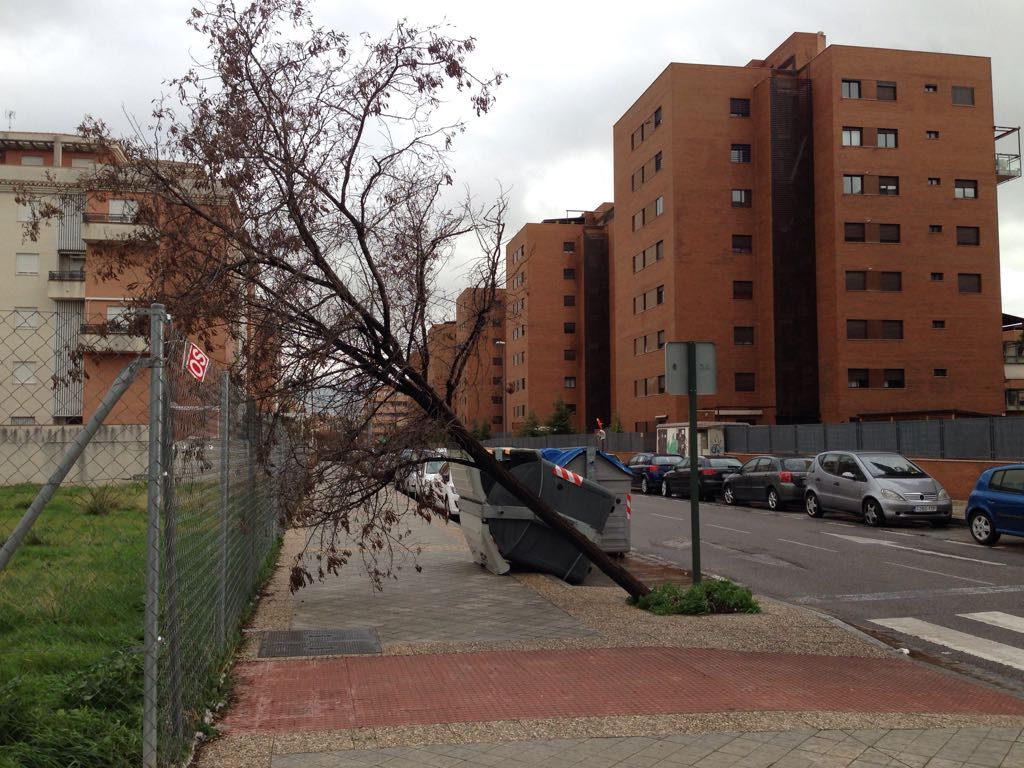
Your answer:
[995,126,1021,185]
[48,269,85,281]
[83,212,137,224]
[996,153,1021,183]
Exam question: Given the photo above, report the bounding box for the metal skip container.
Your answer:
[450,448,616,584]
[539,447,632,554]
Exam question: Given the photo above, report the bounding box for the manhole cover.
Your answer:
[259,628,381,658]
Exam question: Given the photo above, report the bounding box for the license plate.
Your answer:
[916,504,937,512]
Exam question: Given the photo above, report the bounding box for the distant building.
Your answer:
[504,207,612,434]
[453,287,505,434]
[613,32,1019,428]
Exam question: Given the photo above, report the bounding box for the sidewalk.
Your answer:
[196,497,1024,767]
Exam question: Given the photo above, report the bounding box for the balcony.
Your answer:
[79,321,148,354]
[47,269,85,300]
[995,126,1021,185]
[81,212,150,244]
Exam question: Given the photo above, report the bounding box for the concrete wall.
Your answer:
[0,424,148,485]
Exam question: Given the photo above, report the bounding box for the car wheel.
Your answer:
[723,485,735,505]
[661,479,671,498]
[641,476,650,495]
[805,491,823,518]
[767,488,780,511]
[863,498,885,527]
[969,510,1001,545]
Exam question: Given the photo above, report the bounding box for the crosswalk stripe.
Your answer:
[960,611,1024,635]
[870,617,1024,672]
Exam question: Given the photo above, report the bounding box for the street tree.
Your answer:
[49,0,649,598]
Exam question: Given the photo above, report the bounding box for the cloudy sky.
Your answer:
[4,0,1024,313]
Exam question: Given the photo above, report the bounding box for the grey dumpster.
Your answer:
[450,448,615,583]
[540,447,632,554]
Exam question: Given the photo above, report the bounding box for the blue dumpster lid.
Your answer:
[539,447,633,476]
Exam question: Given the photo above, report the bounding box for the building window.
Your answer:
[846,320,868,339]
[848,369,869,388]
[564,322,576,333]
[733,280,753,300]
[925,83,938,93]
[563,295,576,307]
[841,127,862,146]
[879,223,900,243]
[735,372,755,392]
[933,369,948,378]
[731,234,753,253]
[564,349,576,361]
[10,416,36,426]
[21,155,44,166]
[13,361,37,385]
[492,376,502,385]
[954,179,978,199]
[843,175,863,195]
[877,128,898,148]
[14,307,39,329]
[632,240,664,273]
[883,369,905,388]
[956,226,980,246]
[876,81,897,101]
[926,130,940,140]
[841,79,861,99]
[655,196,664,216]
[492,356,502,366]
[563,268,575,279]
[654,151,662,171]
[657,329,665,348]
[734,326,754,346]
[108,199,138,222]
[844,222,866,242]
[563,241,575,253]
[952,85,975,106]
[730,98,751,117]
[958,273,981,292]
[928,177,941,186]
[657,375,666,394]
[654,106,662,126]
[874,176,898,196]
[632,211,643,231]
[929,224,943,233]
[881,320,904,339]
[845,271,867,291]
[880,272,902,291]
[933,320,946,329]
[931,272,944,281]
[731,189,752,207]
[730,144,751,163]
[15,253,39,275]
[564,377,577,389]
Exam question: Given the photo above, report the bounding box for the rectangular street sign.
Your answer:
[665,341,716,395]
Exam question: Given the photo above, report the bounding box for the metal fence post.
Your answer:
[218,372,230,647]
[143,304,166,768]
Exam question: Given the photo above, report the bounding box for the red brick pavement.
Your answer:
[218,647,1024,733]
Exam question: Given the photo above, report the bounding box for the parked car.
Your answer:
[416,458,460,519]
[722,455,813,510]
[628,452,684,494]
[662,456,743,501]
[965,464,1024,545]
[804,450,952,527]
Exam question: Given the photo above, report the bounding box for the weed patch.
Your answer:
[634,580,761,615]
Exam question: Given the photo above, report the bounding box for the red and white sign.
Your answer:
[625,493,632,520]
[184,342,210,382]
[552,464,584,486]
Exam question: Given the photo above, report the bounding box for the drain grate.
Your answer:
[259,628,381,658]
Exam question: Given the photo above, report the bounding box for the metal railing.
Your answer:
[83,212,137,224]
[48,268,85,281]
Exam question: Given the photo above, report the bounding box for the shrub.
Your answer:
[75,486,124,517]
[635,580,760,615]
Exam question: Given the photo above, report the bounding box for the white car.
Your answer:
[416,458,460,519]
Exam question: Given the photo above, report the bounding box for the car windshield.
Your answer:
[783,458,812,471]
[709,458,741,469]
[654,455,683,465]
[859,453,926,478]
[423,460,445,475]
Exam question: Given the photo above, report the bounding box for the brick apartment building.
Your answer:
[504,208,612,434]
[0,131,241,429]
[614,32,1019,430]
[453,287,506,435]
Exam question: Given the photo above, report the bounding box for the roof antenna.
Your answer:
[3,110,14,130]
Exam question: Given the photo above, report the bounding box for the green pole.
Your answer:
[687,342,701,583]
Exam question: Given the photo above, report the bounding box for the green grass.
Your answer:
[0,483,147,768]
[633,579,762,616]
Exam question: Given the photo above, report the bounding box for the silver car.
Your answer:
[804,450,952,527]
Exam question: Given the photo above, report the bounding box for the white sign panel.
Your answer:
[665,341,716,395]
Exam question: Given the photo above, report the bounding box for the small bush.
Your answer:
[75,486,124,517]
[635,580,761,615]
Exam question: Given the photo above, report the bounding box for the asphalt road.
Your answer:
[629,490,1024,694]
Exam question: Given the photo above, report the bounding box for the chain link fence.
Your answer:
[0,306,304,767]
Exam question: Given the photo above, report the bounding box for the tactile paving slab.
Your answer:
[259,628,381,658]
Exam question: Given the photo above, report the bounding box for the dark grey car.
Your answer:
[722,456,812,510]
[804,450,953,527]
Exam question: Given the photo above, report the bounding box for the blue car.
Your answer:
[627,452,684,495]
[966,464,1024,545]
